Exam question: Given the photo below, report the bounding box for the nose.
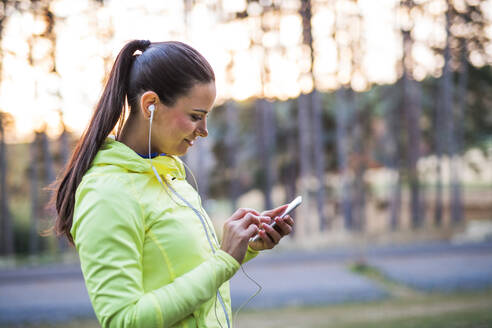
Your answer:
[196,120,208,138]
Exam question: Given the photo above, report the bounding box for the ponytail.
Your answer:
[51,40,151,245]
[51,39,215,245]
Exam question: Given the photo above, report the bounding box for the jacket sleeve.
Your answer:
[71,181,240,328]
[244,246,259,263]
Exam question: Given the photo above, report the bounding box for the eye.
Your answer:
[190,114,202,122]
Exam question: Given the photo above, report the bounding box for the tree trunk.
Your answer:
[59,128,70,166]
[225,101,240,210]
[30,136,39,255]
[385,83,402,231]
[0,117,14,255]
[450,41,467,226]
[351,108,366,231]
[335,88,353,230]
[256,99,276,211]
[41,131,55,187]
[57,128,70,251]
[285,102,298,235]
[434,84,444,227]
[403,74,423,228]
[436,5,453,226]
[311,89,328,230]
[297,93,312,237]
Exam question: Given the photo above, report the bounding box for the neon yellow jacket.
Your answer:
[71,138,258,327]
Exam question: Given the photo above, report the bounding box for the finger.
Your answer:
[240,213,261,228]
[262,222,282,244]
[259,216,273,224]
[230,208,260,221]
[258,229,275,248]
[246,223,260,238]
[282,215,294,227]
[261,204,288,218]
[274,216,293,236]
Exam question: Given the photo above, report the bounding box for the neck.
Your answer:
[117,115,152,155]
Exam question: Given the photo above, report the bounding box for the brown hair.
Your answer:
[52,40,215,245]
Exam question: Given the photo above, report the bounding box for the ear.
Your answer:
[139,91,160,120]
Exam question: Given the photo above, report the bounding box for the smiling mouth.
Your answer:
[184,139,194,146]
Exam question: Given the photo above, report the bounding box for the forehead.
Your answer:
[179,82,216,111]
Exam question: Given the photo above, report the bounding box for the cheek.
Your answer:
[169,116,195,137]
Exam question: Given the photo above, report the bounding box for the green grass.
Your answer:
[234,290,492,328]
[341,308,492,328]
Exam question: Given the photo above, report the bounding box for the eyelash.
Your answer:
[190,114,202,122]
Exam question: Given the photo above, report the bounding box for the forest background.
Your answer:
[0,0,492,258]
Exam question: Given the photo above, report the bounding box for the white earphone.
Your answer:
[149,104,156,125]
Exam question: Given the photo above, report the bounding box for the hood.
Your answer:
[91,137,186,179]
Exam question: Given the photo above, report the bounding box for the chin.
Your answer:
[174,149,189,157]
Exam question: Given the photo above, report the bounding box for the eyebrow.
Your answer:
[192,109,209,114]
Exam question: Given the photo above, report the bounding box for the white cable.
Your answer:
[148,112,262,327]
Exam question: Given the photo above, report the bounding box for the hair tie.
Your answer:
[139,40,151,52]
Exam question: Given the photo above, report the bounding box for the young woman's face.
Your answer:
[152,82,216,156]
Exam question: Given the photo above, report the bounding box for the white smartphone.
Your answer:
[249,196,302,243]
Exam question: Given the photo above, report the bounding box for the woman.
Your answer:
[53,40,294,327]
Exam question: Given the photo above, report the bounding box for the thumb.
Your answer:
[261,204,288,218]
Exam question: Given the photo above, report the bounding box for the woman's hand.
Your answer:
[220,208,270,263]
[249,204,294,251]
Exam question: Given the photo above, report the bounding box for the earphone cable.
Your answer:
[148,113,262,327]
[182,155,263,324]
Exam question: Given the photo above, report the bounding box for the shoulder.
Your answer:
[73,172,145,228]
[76,171,136,202]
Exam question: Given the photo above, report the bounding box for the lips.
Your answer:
[184,139,194,146]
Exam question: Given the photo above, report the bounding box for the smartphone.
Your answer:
[249,196,302,243]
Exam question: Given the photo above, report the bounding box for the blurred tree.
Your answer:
[23,0,59,253]
[300,0,328,231]
[55,112,70,251]
[297,92,311,236]
[334,0,352,230]
[281,101,298,235]
[400,0,424,228]
[434,0,452,227]
[333,0,369,231]
[0,111,14,256]
[40,128,55,205]
[29,133,40,255]
[447,0,488,225]
[335,87,354,229]
[249,1,283,211]
[225,100,241,210]
[256,98,276,211]
[384,84,403,230]
[222,45,241,210]
[0,1,22,256]
[57,111,70,169]
[428,0,489,226]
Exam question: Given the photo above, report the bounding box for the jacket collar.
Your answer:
[92,137,186,179]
